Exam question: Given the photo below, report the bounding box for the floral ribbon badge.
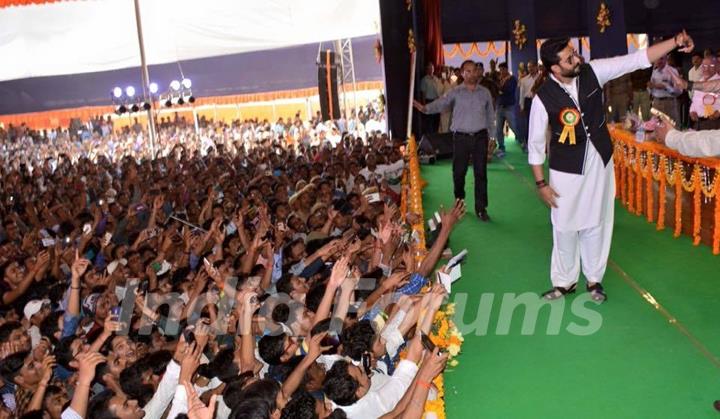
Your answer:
[558,108,581,145]
[702,94,716,117]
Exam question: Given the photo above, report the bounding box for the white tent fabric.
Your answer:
[0,0,380,82]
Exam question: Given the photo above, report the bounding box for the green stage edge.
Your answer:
[420,140,720,419]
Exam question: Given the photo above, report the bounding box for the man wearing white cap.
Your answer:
[23,299,50,347]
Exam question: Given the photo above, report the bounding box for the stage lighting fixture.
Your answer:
[143,102,151,111]
[181,78,192,89]
[116,105,127,114]
[131,104,140,112]
[177,97,185,105]
[149,82,159,94]
[126,86,136,98]
[188,96,195,104]
[165,98,172,107]
[170,80,181,91]
[113,87,123,98]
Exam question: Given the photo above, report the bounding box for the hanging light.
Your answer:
[143,102,151,111]
[113,87,123,98]
[126,86,136,98]
[181,78,192,89]
[170,80,181,91]
[130,104,139,112]
[149,82,159,94]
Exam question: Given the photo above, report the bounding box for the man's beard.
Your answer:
[561,64,581,78]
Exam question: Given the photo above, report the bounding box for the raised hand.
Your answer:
[329,256,350,289]
[39,354,57,384]
[440,199,467,228]
[183,381,217,419]
[71,252,91,280]
[307,332,333,360]
[675,29,694,53]
[75,351,106,386]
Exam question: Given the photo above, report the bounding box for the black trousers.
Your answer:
[452,131,489,212]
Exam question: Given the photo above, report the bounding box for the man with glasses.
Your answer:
[689,57,720,130]
[414,60,495,221]
[528,32,694,302]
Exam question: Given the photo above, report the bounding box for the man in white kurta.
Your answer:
[655,123,720,158]
[529,32,695,302]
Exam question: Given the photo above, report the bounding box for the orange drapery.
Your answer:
[443,41,507,59]
[0,80,383,129]
[0,0,73,7]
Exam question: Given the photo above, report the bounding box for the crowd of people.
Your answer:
[418,46,720,159]
[0,107,465,419]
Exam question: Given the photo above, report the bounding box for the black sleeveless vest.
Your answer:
[536,64,613,175]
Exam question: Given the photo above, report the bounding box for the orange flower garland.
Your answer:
[610,126,720,254]
[692,166,702,245]
[657,157,667,231]
[400,135,464,418]
[714,179,720,254]
[646,152,654,223]
[635,151,643,215]
[674,165,683,238]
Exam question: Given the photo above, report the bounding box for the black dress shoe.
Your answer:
[477,210,490,222]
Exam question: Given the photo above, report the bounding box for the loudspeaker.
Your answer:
[420,132,453,159]
[318,50,341,121]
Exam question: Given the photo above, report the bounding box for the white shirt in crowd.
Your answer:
[649,65,682,98]
[334,359,418,419]
[688,64,703,96]
[518,72,540,110]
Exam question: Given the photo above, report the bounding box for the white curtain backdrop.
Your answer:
[0,0,380,82]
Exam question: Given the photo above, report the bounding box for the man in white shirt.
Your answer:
[688,52,703,96]
[420,63,442,135]
[528,32,694,302]
[519,60,540,146]
[655,121,720,157]
[689,57,720,130]
[323,334,424,418]
[519,60,540,114]
[648,55,683,125]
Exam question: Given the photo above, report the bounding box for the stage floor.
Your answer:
[422,140,720,418]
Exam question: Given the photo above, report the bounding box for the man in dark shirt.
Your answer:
[478,62,499,102]
[495,62,526,155]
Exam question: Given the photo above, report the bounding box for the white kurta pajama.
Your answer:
[528,50,651,288]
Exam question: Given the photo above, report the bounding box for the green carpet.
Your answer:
[421,141,720,418]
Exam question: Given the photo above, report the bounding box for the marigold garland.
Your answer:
[646,152,655,223]
[635,151,643,215]
[674,171,683,238]
[657,157,667,231]
[609,126,720,254]
[401,136,464,418]
[714,179,720,254]
[693,169,702,245]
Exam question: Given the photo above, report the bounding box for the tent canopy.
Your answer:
[0,0,380,82]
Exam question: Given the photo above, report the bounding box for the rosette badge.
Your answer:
[558,108,581,145]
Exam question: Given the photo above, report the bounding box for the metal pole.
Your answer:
[406,51,417,140]
[133,0,157,158]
